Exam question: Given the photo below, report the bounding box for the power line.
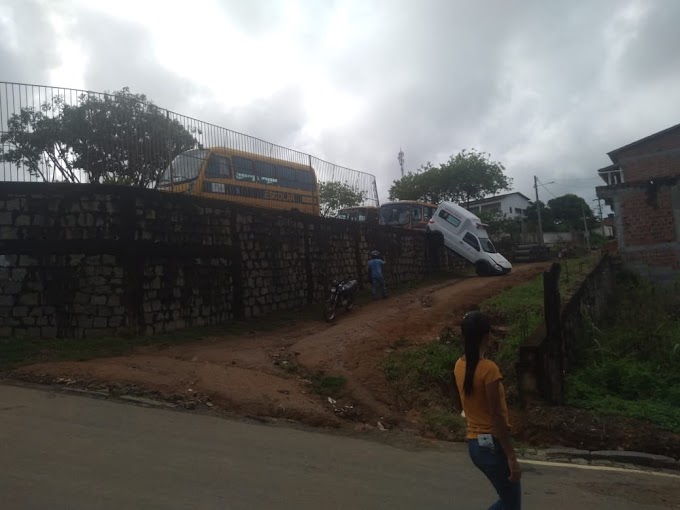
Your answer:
[539,181,557,199]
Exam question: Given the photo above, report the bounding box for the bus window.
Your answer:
[160,149,209,185]
[424,206,436,221]
[234,156,256,182]
[412,206,422,222]
[381,204,410,226]
[276,165,297,189]
[255,161,278,185]
[206,154,231,178]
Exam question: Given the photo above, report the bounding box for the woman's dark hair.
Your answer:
[461,311,491,395]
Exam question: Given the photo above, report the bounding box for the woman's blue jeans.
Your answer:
[468,437,521,510]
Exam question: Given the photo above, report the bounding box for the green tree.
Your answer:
[525,200,558,231]
[548,194,597,231]
[478,210,522,243]
[388,149,512,205]
[0,88,199,187]
[319,181,366,217]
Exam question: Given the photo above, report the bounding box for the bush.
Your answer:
[566,280,680,432]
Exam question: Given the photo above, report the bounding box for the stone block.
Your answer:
[102,254,116,265]
[0,211,12,225]
[21,317,36,326]
[40,327,58,338]
[109,316,124,328]
[19,293,39,306]
[5,198,23,211]
[4,281,22,294]
[15,215,31,226]
[26,281,45,292]
[25,327,42,338]
[91,295,107,306]
[19,256,39,267]
[0,327,13,337]
[0,226,18,240]
[0,296,14,306]
[93,317,108,329]
[12,306,29,317]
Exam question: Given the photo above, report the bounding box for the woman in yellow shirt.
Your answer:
[453,311,521,510]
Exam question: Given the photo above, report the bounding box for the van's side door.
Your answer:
[461,231,482,260]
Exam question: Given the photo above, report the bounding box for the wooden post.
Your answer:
[542,262,564,404]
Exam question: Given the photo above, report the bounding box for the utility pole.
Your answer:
[533,175,544,246]
[582,204,591,251]
[397,148,405,178]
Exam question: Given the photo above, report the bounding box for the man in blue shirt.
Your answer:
[367,250,387,300]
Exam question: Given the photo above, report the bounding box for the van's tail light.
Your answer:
[429,219,435,224]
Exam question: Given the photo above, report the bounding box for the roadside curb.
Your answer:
[519,447,680,473]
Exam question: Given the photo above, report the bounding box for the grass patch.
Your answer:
[565,277,680,432]
[382,335,462,407]
[310,373,347,397]
[423,407,466,441]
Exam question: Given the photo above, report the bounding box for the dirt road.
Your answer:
[17,263,550,430]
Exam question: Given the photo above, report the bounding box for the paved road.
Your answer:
[1,385,678,510]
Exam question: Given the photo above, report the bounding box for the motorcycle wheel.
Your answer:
[324,298,337,322]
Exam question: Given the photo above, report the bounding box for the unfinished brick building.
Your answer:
[596,123,680,284]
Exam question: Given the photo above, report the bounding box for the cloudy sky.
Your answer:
[2,0,680,210]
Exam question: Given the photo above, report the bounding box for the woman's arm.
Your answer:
[486,379,521,482]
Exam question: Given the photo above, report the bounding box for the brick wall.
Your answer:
[621,186,675,246]
[615,128,680,182]
[0,183,456,339]
[598,177,680,284]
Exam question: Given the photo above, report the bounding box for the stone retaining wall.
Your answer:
[0,183,457,338]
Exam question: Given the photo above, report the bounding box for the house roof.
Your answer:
[608,122,680,161]
[596,163,622,183]
[466,192,532,207]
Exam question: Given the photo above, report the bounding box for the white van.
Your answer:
[427,201,512,276]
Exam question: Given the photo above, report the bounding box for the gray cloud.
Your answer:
[3,0,680,213]
[0,0,61,85]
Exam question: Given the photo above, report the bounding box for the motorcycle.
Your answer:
[323,278,358,322]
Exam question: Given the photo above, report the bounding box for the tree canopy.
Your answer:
[0,87,200,187]
[547,194,597,230]
[388,149,512,205]
[319,181,367,217]
[526,194,596,232]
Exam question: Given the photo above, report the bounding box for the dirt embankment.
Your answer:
[16,264,547,429]
[17,261,680,456]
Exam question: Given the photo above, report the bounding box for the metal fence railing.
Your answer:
[0,82,379,207]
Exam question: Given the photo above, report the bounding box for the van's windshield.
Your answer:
[479,237,497,253]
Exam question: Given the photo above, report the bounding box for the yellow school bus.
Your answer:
[379,200,437,230]
[158,147,321,215]
[336,206,379,224]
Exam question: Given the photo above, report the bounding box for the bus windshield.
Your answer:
[159,149,209,186]
[381,204,410,226]
[479,237,497,253]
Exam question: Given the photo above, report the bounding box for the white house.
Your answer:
[466,192,532,219]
